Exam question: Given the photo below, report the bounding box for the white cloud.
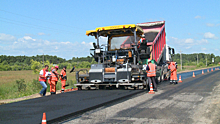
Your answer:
[23,36,36,41]
[206,23,220,27]
[194,15,202,19]
[167,36,211,54]
[186,46,191,49]
[0,33,16,42]
[0,34,94,59]
[204,32,218,39]
[61,41,70,44]
[206,23,215,27]
[199,39,208,43]
[185,38,194,43]
[89,42,93,47]
[201,48,207,51]
[38,32,46,35]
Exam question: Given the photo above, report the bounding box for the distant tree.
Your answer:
[30,59,41,74]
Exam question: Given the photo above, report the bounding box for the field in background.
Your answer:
[0,68,89,100]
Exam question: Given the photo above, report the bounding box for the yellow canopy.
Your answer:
[86,24,143,37]
[86,30,97,36]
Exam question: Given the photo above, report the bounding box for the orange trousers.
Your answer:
[170,70,177,80]
[61,80,66,90]
[50,81,56,93]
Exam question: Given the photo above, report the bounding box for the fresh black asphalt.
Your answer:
[0,90,143,124]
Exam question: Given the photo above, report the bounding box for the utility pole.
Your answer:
[206,55,207,66]
[197,54,199,65]
[180,50,182,70]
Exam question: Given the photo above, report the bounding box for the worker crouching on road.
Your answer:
[146,59,157,92]
[168,61,178,84]
[39,65,49,96]
[49,66,60,95]
[60,66,67,93]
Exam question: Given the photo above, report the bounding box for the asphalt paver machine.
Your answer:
[75,21,175,90]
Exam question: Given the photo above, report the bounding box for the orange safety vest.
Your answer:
[147,63,156,77]
[39,69,47,82]
[51,71,58,81]
[60,69,66,80]
[169,62,177,80]
[169,62,176,71]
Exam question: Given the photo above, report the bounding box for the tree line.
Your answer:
[173,53,220,67]
[0,53,219,71]
[0,55,96,71]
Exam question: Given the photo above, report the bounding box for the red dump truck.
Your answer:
[75,21,175,90]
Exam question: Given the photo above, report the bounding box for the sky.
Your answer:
[0,0,219,60]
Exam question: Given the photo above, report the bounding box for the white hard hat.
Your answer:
[148,59,151,63]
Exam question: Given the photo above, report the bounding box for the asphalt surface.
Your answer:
[0,90,143,124]
[63,69,220,124]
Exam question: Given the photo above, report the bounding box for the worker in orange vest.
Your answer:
[60,66,67,93]
[48,67,53,87]
[168,61,178,84]
[39,65,49,96]
[146,59,157,92]
[49,66,60,95]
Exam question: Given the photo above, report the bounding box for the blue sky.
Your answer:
[0,0,219,59]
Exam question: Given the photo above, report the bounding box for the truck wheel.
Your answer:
[86,87,90,90]
[77,86,82,90]
[99,85,106,90]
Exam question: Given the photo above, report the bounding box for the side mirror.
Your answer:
[93,42,97,49]
[172,48,175,55]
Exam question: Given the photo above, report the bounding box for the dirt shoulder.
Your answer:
[0,91,61,105]
[192,81,220,124]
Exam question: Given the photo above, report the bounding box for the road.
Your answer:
[0,89,143,124]
[62,70,220,124]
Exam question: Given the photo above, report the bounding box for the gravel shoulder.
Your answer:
[192,81,220,124]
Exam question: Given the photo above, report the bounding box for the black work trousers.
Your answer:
[148,76,157,90]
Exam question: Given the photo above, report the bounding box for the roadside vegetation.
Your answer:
[173,53,220,72]
[0,69,80,100]
[0,53,219,100]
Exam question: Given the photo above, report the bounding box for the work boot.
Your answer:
[170,82,173,85]
[154,89,158,92]
[39,93,43,97]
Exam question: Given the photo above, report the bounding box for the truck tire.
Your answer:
[77,86,82,90]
